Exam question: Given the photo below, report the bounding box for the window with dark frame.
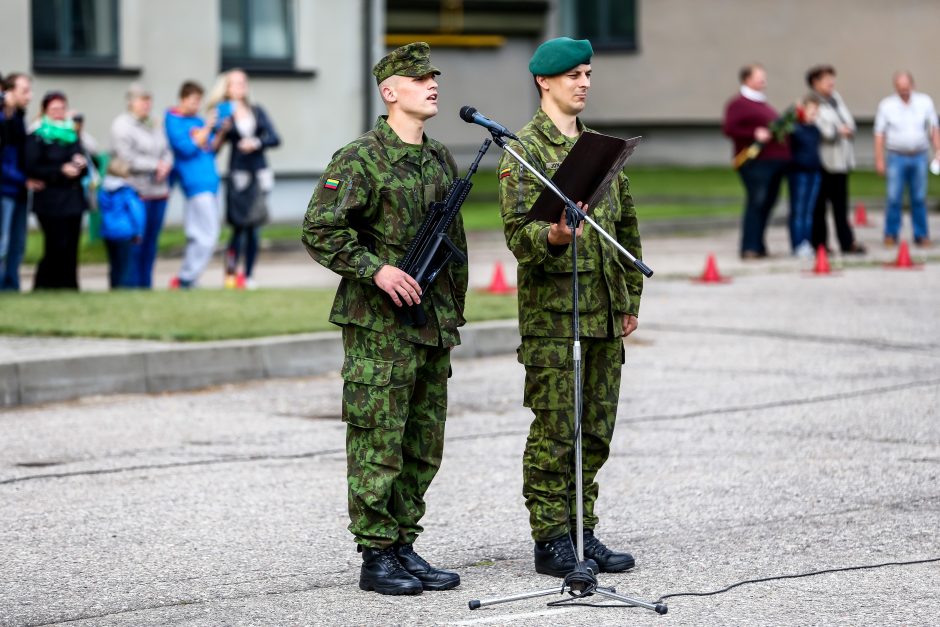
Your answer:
[574,0,637,51]
[221,0,295,71]
[31,0,120,69]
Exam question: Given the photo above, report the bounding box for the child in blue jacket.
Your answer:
[98,157,145,288]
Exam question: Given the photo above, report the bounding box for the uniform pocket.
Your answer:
[517,338,573,410]
[537,254,601,313]
[340,355,405,429]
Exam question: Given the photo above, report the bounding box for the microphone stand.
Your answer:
[468,132,664,615]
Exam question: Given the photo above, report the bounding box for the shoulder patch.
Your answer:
[499,167,512,180]
[323,177,342,190]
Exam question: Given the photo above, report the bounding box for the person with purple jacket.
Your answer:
[722,64,791,259]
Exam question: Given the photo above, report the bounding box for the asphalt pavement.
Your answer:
[2,213,939,625]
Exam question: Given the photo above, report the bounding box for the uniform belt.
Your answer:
[887,148,928,156]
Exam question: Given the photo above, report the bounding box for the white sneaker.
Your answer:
[245,277,258,290]
[795,241,814,259]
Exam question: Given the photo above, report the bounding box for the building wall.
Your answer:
[0,0,368,175]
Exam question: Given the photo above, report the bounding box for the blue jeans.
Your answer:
[788,169,821,250]
[737,159,787,255]
[0,195,28,291]
[105,238,138,289]
[885,151,929,240]
[129,197,167,288]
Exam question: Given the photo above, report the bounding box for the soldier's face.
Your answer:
[387,74,439,121]
[541,64,591,115]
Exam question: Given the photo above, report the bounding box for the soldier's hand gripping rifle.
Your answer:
[396,138,492,327]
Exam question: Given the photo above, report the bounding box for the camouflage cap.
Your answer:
[529,37,593,76]
[372,42,441,85]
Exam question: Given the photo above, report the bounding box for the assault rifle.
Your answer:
[397,138,492,327]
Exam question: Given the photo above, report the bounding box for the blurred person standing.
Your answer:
[808,65,865,255]
[722,63,790,259]
[97,157,145,288]
[207,69,281,289]
[165,80,224,289]
[0,72,34,291]
[110,82,173,288]
[787,96,822,258]
[874,71,940,247]
[24,91,87,290]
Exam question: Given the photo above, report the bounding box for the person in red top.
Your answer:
[722,64,791,258]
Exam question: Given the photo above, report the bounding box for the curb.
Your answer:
[0,320,522,409]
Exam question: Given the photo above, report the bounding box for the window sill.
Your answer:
[220,65,317,79]
[33,65,142,77]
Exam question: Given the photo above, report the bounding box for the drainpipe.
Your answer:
[363,0,385,133]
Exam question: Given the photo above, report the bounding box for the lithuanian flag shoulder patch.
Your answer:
[323,178,341,190]
[498,167,512,180]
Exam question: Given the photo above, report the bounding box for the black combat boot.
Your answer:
[579,529,636,572]
[359,546,423,595]
[533,534,599,578]
[395,543,461,591]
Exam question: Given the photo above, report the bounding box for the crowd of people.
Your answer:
[723,63,940,259]
[0,69,279,291]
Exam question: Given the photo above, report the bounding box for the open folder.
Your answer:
[527,133,642,223]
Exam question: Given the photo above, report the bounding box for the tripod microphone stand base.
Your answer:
[468,576,667,614]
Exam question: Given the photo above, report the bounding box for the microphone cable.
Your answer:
[545,554,940,610]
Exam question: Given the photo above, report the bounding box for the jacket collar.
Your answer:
[533,108,584,146]
[374,115,436,165]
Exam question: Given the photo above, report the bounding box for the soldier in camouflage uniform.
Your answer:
[301,42,465,596]
[497,37,643,578]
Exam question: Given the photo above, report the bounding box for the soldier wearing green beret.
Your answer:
[302,42,465,596]
[497,36,643,578]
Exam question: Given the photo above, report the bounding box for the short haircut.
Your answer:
[805,65,835,88]
[893,70,914,84]
[179,80,204,100]
[739,63,763,84]
[2,72,30,92]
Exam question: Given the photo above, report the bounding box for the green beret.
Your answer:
[529,37,593,76]
[372,42,441,85]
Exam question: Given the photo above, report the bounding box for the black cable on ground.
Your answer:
[540,556,940,610]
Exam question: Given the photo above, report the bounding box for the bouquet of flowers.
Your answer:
[732,105,798,169]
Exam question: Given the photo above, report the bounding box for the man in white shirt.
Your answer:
[873,71,940,247]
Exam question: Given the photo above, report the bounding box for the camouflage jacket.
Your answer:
[302,116,468,348]
[497,108,643,338]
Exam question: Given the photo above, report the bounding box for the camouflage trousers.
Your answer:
[518,335,625,541]
[341,323,451,549]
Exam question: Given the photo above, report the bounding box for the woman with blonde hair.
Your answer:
[207,69,280,289]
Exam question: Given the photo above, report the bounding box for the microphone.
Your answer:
[459,106,518,140]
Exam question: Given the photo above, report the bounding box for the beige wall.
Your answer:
[586,0,940,124]
[0,0,368,175]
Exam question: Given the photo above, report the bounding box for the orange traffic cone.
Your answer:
[853,202,870,227]
[885,240,923,269]
[693,253,731,283]
[812,245,832,274]
[485,262,515,294]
